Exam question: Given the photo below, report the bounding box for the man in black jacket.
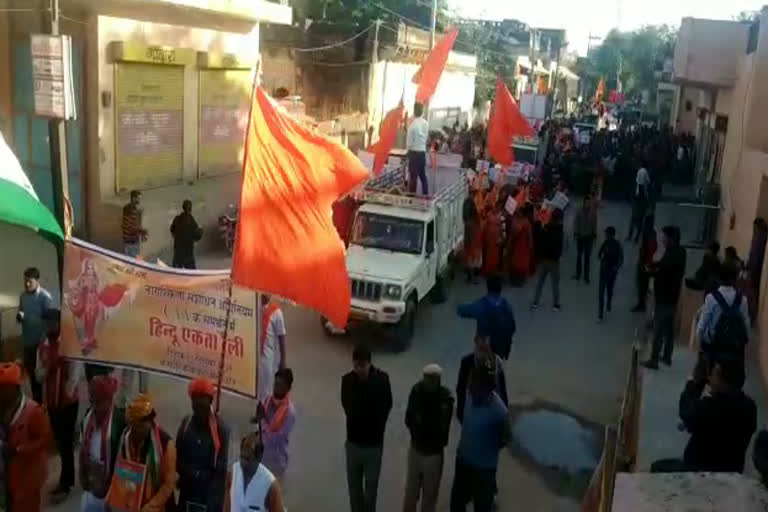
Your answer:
[341,345,393,512]
[170,199,203,269]
[403,364,454,512]
[651,357,756,473]
[531,208,565,311]
[643,226,687,369]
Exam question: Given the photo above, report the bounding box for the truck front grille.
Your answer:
[351,279,382,302]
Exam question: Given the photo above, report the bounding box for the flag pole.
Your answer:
[214,279,234,414]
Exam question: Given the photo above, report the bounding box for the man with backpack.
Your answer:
[457,274,517,360]
[696,261,751,363]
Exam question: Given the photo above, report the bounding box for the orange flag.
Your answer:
[487,78,535,166]
[412,26,459,104]
[368,102,404,176]
[232,87,369,327]
[595,78,605,103]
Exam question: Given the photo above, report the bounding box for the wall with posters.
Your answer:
[88,15,260,256]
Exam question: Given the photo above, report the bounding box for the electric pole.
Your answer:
[48,0,70,267]
[430,0,437,50]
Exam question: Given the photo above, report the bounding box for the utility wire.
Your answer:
[374,6,518,61]
[292,23,374,52]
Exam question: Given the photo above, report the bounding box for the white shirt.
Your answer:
[229,462,275,512]
[696,286,751,345]
[406,117,429,152]
[259,307,286,402]
[262,307,286,368]
[635,167,650,196]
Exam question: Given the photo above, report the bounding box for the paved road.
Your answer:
[50,198,688,512]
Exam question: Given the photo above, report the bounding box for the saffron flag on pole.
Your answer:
[412,26,459,104]
[367,102,404,176]
[595,78,605,103]
[231,87,369,327]
[487,78,535,166]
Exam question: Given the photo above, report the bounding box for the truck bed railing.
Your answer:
[354,167,468,211]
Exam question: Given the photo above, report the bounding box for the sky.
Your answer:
[449,0,765,55]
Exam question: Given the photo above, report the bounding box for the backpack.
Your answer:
[709,290,749,358]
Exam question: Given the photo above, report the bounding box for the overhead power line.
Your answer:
[373,3,519,61]
[292,23,374,52]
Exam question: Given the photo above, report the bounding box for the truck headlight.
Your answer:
[384,285,402,300]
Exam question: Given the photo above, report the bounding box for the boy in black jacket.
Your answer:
[598,226,624,322]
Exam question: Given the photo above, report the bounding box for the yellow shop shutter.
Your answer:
[198,68,252,178]
[115,63,184,192]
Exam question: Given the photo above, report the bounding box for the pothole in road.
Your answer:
[506,399,603,501]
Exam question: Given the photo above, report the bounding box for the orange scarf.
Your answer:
[264,394,291,432]
[260,303,280,355]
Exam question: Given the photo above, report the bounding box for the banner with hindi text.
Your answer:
[60,238,258,397]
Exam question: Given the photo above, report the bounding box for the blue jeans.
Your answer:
[598,267,618,317]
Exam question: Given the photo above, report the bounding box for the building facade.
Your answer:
[0,0,291,258]
[674,9,768,390]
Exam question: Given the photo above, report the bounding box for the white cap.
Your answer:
[423,363,442,376]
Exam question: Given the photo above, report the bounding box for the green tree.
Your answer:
[292,0,451,29]
[586,25,675,104]
[457,22,518,105]
[733,10,760,22]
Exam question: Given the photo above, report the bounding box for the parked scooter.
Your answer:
[218,204,238,254]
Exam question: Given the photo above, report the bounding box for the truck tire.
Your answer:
[392,296,417,352]
[430,275,447,304]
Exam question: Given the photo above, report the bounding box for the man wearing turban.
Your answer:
[108,394,177,512]
[176,378,230,512]
[79,375,125,512]
[0,362,52,512]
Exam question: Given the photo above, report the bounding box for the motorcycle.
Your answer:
[218,204,238,254]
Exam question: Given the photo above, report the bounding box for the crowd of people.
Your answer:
[13,265,295,512]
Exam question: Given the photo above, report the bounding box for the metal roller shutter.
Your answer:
[198,69,251,177]
[115,63,183,192]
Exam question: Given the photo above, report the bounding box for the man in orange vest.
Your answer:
[0,362,52,512]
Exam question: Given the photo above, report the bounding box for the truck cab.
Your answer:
[323,166,467,350]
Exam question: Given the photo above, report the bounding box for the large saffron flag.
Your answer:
[487,78,535,166]
[368,102,405,176]
[231,87,369,327]
[412,26,459,104]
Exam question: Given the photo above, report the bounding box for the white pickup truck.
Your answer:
[322,166,468,350]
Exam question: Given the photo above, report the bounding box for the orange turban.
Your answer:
[89,375,118,403]
[188,377,216,399]
[126,393,155,424]
[0,363,22,386]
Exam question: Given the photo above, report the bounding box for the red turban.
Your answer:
[0,363,22,386]
[89,375,118,403]
[188,377,216,398]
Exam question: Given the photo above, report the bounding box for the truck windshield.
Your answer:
[351,212,424,254]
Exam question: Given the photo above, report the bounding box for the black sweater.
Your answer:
[405,382,454,455]
[680,379,757,473]
[341,367,393,446]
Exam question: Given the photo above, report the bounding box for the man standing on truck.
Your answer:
[407,103,429,195]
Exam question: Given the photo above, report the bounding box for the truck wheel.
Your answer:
[320,316,346,337]
[392,297,417,352]
[430,276,447,304]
